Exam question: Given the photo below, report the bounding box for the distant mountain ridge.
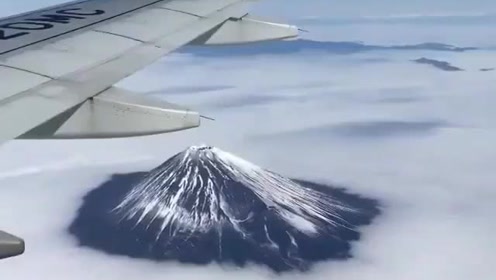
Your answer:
[182,39,478,56]
[413,57,464,71]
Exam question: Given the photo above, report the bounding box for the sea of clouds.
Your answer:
[0,0,495,279]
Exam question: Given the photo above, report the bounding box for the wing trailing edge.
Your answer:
[19,87,200,139]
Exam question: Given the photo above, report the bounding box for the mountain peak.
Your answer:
[185,144,214,153]
[179,145,259,170]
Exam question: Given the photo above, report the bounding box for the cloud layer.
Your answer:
[0,0,496,280]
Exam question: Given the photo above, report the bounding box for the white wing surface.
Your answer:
[0,0,300,142]
[0,0,300,260]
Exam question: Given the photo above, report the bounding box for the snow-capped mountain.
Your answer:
[70,146,380,272]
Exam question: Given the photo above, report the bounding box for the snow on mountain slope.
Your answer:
[69,146,380,272]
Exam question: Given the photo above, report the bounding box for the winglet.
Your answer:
[191,15,300,45]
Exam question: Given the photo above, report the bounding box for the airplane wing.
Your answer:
[0,0,300,141]
[0,0,300,259]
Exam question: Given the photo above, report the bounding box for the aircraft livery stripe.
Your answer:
[0,0,168,56]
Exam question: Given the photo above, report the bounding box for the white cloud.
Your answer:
[1,1,496,280]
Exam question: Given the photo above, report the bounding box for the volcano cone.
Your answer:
[69,146,380,272]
